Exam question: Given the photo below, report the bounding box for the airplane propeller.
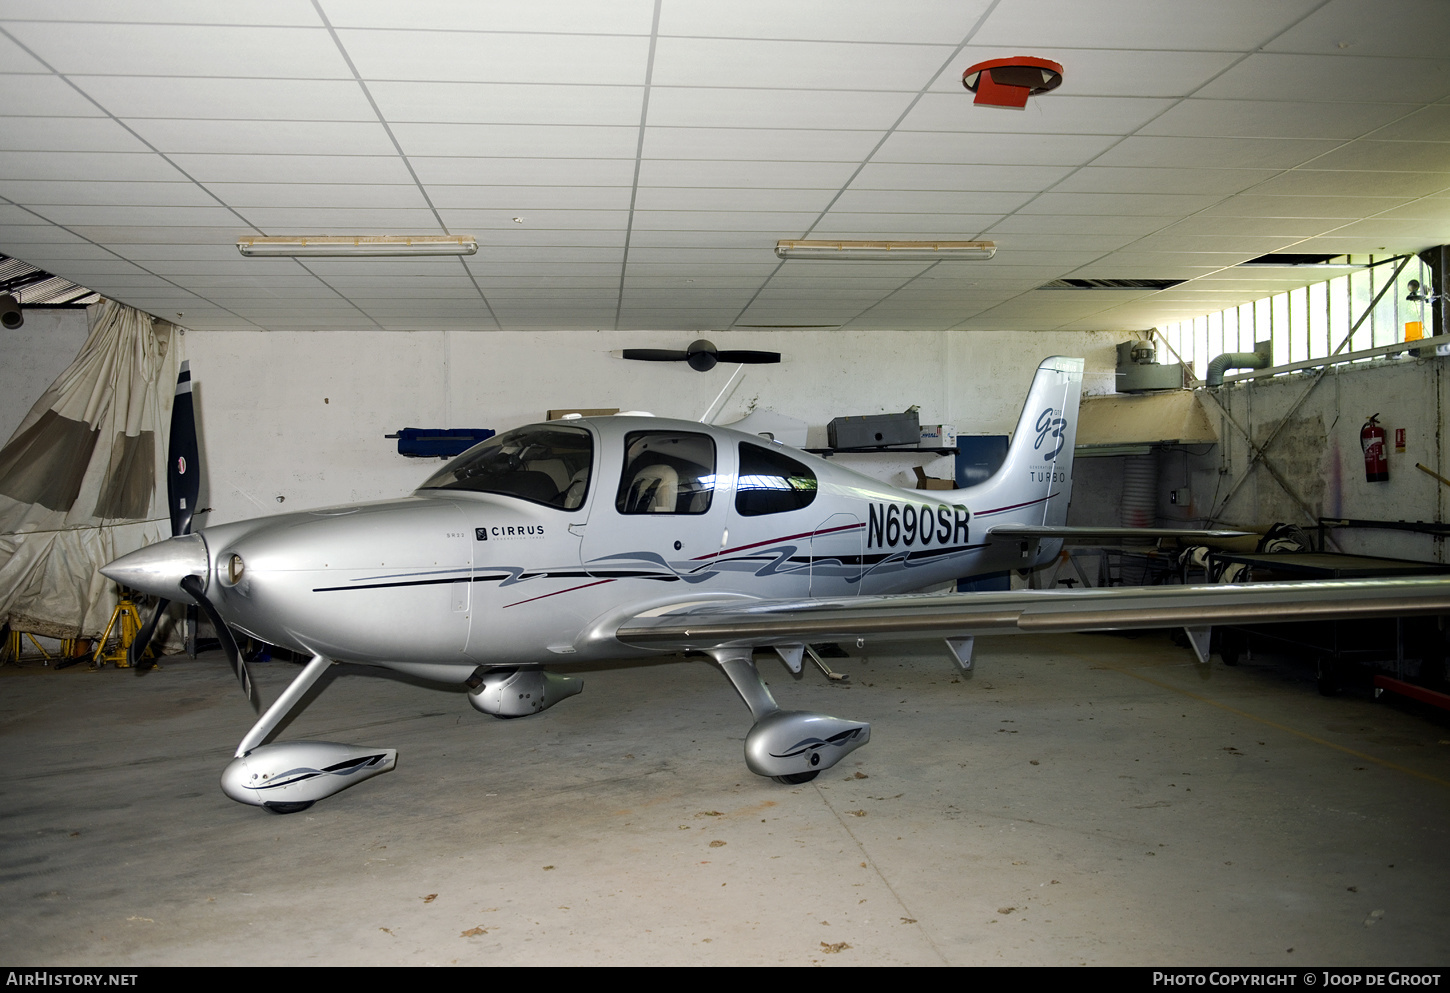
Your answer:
[128,362,198,670]
[124,363,259,711]
[620,338,781,373]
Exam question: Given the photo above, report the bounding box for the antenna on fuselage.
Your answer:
[699,365,747,424]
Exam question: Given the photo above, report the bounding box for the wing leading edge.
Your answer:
[985,524,1252,543]
[612,577,1450,653]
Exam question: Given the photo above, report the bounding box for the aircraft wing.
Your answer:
[612,576,1450,654]
[985,524,1252,543]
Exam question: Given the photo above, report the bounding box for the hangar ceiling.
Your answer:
[0,0,1447,334]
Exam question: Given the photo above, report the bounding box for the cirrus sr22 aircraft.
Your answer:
[102,357,1450,813]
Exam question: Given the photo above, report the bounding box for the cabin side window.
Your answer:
[616,431,717,515]
[735,442,817,516]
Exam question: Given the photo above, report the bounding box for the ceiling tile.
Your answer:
[338,29,651,85]
[428,186,633,210]
[641,127,882,162]
[660,0,991,44]
[79,76,375,122]
[973,0,1323,50]
[0,151,182,182]
[1093,136,1342,170]
[831,189,1026,214]
[810,213,996,236]
[4,22,349,78]
[1197,53,1450,104]
[637,159,858,188]
[1301,140,1450,173]
[853,162,1075,191]
[231,207,444,230]
[1266,0,1450,59]
[0,72,107,115]
[633,187,835,212]
[127,119,397,156]
[877,131,1118,165]
[205,183,429,209]
[1020,192,1224,215]
[0,116,150,152]
[368,82,643,126]
[1143,99,1410,139]
[1247,170,1450,198]
[1363,105,1450,142]
[651,37,954,90]
[321,0,657,34]
[648,87,914,130]
[1054,166,1279,196]
[390,122,639,158]
[169,154,415,185]
[435,209,627,230]
[1198,193,1410,218]
[1,180,212,208]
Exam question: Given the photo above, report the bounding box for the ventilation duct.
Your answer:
[1205,341,1272,387]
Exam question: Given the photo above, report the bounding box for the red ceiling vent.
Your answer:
[961,57,1064,109]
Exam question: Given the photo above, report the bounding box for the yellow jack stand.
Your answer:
[93,597,153,669]
[2,630,55,666]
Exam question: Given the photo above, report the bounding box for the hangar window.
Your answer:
[1156,253,1438,379]
[418,425,593,510]
[616,431,717,515]
[735,442,817,517]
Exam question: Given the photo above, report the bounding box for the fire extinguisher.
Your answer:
[1362,413,1388,483]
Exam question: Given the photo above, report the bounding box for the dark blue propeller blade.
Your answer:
[166,360,198,538]
[131,361,199,672]
[181,574,258,713]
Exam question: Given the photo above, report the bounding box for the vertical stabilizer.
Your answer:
[963,356,1083,533]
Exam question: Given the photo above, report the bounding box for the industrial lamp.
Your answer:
[775,240,996,261]
[237,235,478,258]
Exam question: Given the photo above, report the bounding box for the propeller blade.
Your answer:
[620,348,690,362]
[167,360,199,538]
[180,574,259,713]
[128,597,168,672]
[128,361,201,668]
[716,350,782,365]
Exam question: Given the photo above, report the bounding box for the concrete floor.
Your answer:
[3,632,1449,967]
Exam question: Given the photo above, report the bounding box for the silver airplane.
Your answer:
[102,356,1450,813]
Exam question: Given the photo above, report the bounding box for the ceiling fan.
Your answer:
[620,338,781,373]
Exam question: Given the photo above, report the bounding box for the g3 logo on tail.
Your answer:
[1034,408,1067,461]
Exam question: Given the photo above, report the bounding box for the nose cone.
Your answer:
[100,533,208,599]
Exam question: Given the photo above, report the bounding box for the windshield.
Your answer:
[418,424,593,510]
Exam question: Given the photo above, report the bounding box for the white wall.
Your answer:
[169,326,1129,525]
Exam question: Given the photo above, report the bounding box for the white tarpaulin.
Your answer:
[0,301,179,639]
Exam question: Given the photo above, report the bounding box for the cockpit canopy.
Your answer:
[418,424,593,510]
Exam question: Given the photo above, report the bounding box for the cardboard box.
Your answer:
[919,423,957,449]
[913,466,955,490]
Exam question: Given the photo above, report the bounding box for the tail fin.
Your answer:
[963,356,1083,530]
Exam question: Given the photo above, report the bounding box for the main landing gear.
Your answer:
[707,647,870,784]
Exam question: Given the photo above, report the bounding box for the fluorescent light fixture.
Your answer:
[775,240,996,261]
[237,235,478,258]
